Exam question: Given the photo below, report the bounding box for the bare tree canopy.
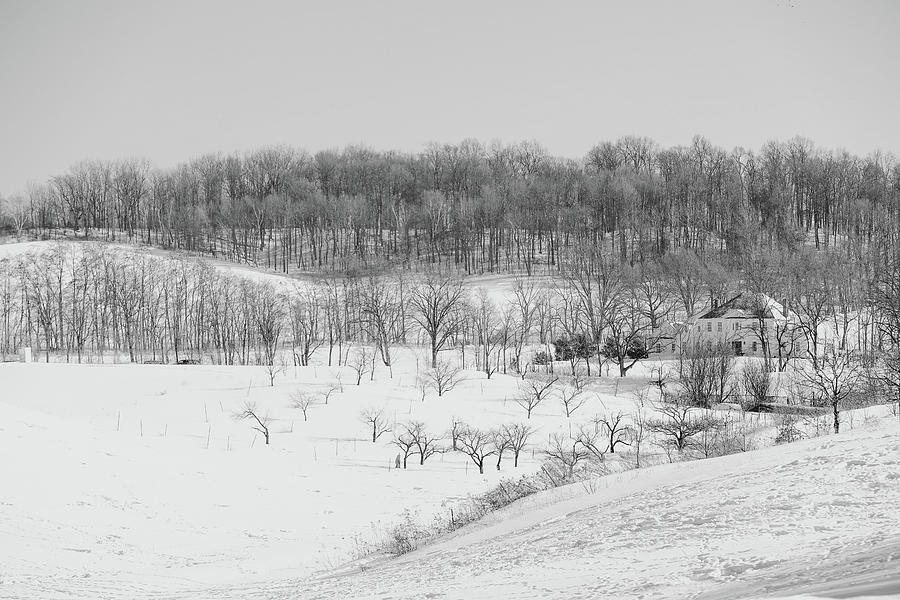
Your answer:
[235,401,272,445]
[409,275,465,369]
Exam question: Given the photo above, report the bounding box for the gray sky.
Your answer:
[1,0,898,196]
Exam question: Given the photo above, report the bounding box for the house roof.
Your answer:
[652,320,690,340]
[697,293,787,321]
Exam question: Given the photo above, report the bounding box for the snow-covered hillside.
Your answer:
[0,353,897,599]
[0,239,299,290]
[301,421,900,600]
[0,351,652,598]
[1,239,897,600]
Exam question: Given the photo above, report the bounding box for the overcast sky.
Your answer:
[0,0,898,196]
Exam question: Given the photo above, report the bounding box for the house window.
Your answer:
[717,321,722,332]
[752,341,758,352]
[706,322,712,332]
[671,343,676,353]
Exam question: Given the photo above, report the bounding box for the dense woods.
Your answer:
[1,136,898,275]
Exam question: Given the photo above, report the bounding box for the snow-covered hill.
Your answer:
[0,355,654,598]
[1,239,897,600]
[2,353,895,599]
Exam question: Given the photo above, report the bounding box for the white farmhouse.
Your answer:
[690,293,806,359]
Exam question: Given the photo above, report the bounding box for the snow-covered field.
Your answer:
[1,240,898,599]
[0,348,653,598]
[1,350,897,599]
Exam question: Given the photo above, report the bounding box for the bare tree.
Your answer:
[603,291,656,377]
[254,284,284,385]
[828,259,862,354]
[422,359,464,397]
[711,345,737,405]
[553,281,588,375]
[322,383,339,405]
[802,347,863,434]
[290,391,318,422]
[872,254,900,420]
[787,257,832,369]
[349,346,372,385]
[558,372,588,418]
[471,291,503,378]
[264,356,288,387]
[515,374,558,419]
[678,341,733,408]
[661,250,705,319]
[1,193,30,238]
[360,277,406,373]
[502,422,534,467]
[544,433,590,479]
[648,397,721,456]
[410,274,465,368]
[770,303,804,372]
[416,375,430,402]
[288,284,324,367]
[360,407,393,442]
[574,426,608,463]
[457,425,496,474]
[447,416,464,451]
[493,428,511,470]
[632,262,676,329]
[745,291,785,373]
[565,254,621,376]
[631,390,651,468]
[235,401,272,445]
[392,430,417,469]
[740,359,771,411]
[403,421,443,465]
[594,412,632,454]
[510,278,541,373]
[320,279,347,366]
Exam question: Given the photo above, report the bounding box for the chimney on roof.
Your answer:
[781,298,790,318]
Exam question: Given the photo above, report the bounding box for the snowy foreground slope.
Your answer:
[5,385,893,600]
[301,422,900,600]
[0,360,538,598]
[0,359,897,599]
[0,356,649,599]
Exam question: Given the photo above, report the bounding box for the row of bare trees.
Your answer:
[4,242,899,405]
[664,338,895,435]
[368,411,627,476]
[364,401,760,480]
[0,244,287,364]
[2,136,898,276]
[0,244,460,367]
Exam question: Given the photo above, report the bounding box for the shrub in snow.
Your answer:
[385,510,425,556]
[774,414,804,445]
[532,350,551,366]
